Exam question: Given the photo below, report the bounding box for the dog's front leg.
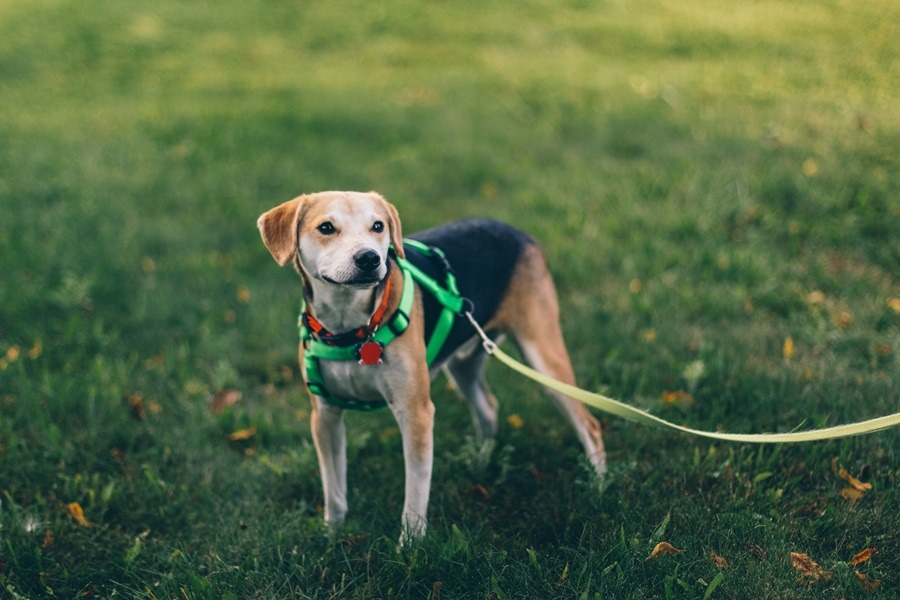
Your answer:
[310,397,348,534]
[388,381,435,546]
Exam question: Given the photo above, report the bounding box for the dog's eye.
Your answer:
[317,222,335,235]
[372,221,384,233]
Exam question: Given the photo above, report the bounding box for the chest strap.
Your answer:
[300,239,464,411]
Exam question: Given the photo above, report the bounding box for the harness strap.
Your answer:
[394,239,463,364]
[300,239,464,410]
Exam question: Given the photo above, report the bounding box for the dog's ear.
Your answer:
[378,195,405,259]
[257,196,307,266]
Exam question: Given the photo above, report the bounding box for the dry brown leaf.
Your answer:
[710,551,730,569]
[849,548,876,566]
[64,502,92,527]
[854,570,883,594]
[42,530,55,549]
[838,467,872,492]
[873,343,892,356]
[839,487,865,501]
[646,542,684,561]
[227,426,256,442]
[128,394,146,420]
[210,389,242,414]
[464,484,491,501]
[790,552,830,582]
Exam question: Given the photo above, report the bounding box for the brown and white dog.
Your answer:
[257,191,606,543]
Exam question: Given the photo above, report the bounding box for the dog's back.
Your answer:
[406,218,537,366]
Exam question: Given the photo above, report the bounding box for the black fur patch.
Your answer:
[404,218,536,366]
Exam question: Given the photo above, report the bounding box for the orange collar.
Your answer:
[303,275,392,345]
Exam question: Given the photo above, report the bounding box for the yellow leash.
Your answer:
[465,313,900,443]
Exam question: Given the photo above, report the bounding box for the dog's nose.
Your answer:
[354,249,381,272]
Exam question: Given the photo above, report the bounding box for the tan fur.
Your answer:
[257,195,307,266]
[486,244,606,472]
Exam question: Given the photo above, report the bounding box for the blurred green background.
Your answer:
[0,1,897,598]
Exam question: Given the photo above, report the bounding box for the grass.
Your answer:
[0,0,898,597]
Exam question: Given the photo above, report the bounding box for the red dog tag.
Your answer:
[357,340,384,365]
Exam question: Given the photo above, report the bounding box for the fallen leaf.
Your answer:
[806,291,826,304]
[710,551,730,569]
[227,426,256,442]
[849,548,876,566]
[464,484,491,501]
[833,311,853,329]
[28,340,42,360]
[646,542,684,561]
[783,337,795,360]
[887,297,900,313]
[128,395,146,420]
[209,389,242,414]
[506,414,523,429]
[854,570,883,594]
[42,530,55,549]
[64,502,92,527]
[661,390,693,406]
[873,343,892,356]
[838,466,872,492]
[790,552,830,582]
[839,487,865,501]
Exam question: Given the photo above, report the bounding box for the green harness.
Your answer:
[299,239,465,411]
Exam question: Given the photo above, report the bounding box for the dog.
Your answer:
[257,191,606,543]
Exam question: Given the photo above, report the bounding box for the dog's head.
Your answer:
[257,191,405,288]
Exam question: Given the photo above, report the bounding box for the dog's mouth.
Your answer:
[321,274,383,288]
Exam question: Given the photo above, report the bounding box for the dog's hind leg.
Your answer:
[494,245,608,476]
[443,338,502,442]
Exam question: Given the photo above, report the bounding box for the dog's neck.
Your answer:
[303,275,387,334]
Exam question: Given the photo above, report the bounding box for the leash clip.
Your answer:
[464,310,497,355]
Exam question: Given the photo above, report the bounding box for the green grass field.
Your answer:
[1,0,898,597]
